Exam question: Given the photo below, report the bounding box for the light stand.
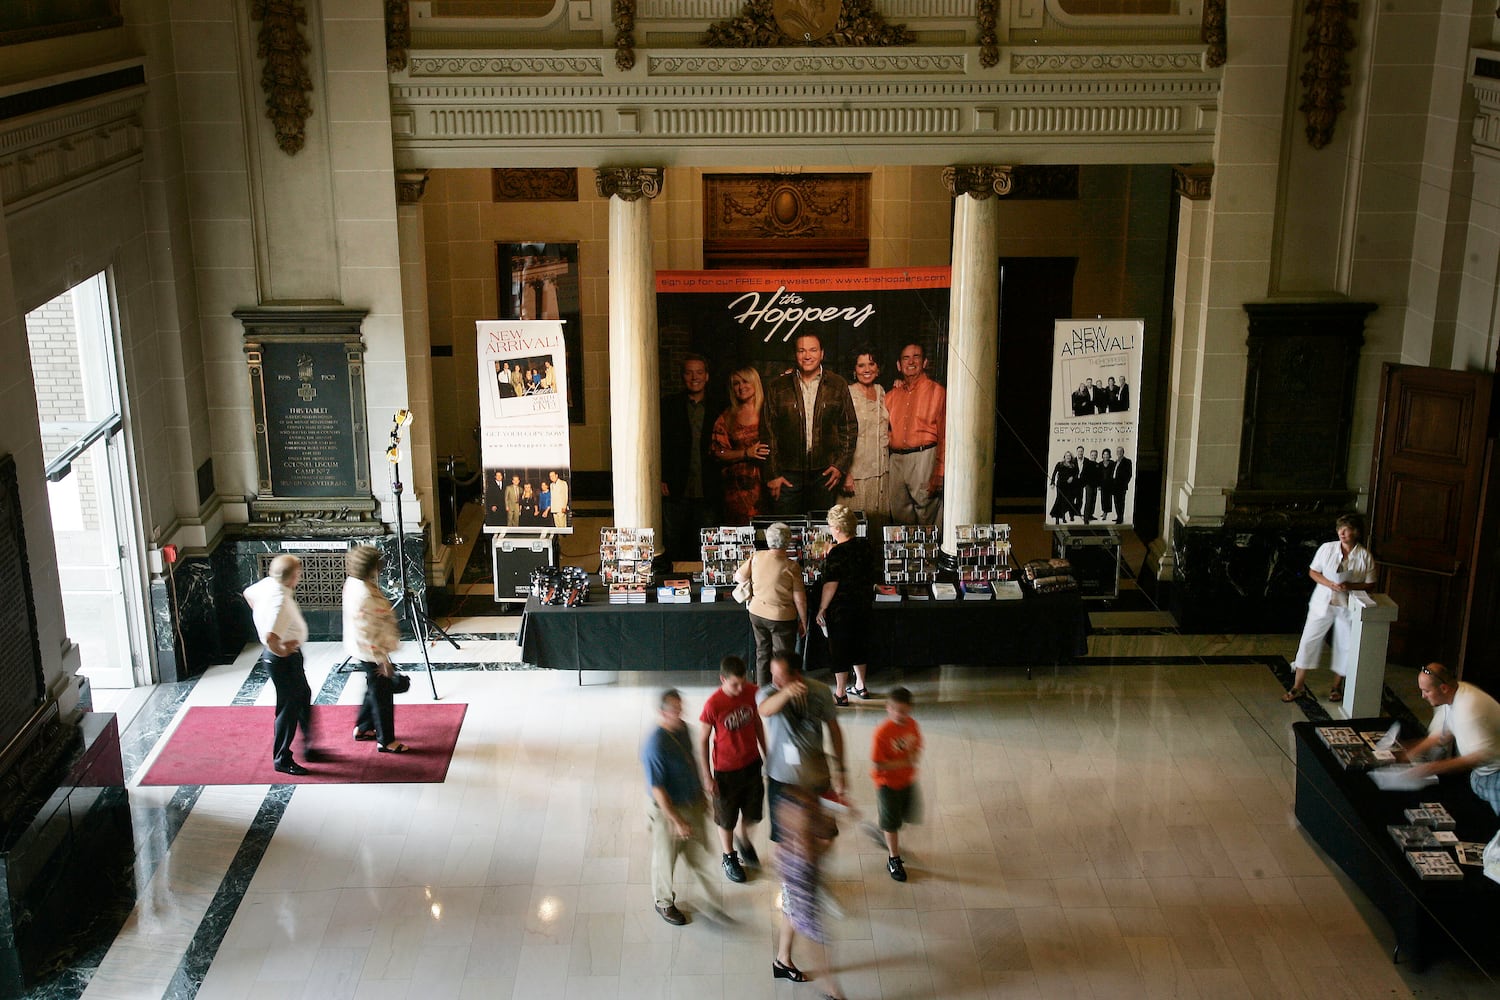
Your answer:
[443,454,465,547]
[386,410,457,700]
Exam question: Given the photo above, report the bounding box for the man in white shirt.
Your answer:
[243,554,317,775]
[1403,662,1500,814]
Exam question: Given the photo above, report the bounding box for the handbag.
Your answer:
[732,553,755,604]
[391,671,412,694]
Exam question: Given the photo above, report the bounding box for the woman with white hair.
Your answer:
[243,553,316,775]
[734,522,808,686]
[342,545,411,753]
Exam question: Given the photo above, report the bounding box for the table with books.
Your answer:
[1292,720,1500,973]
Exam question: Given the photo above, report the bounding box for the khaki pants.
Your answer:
[650,799,718,907]
[889,447,942,527]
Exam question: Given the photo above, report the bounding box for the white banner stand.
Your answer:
[1333,592,1399,721]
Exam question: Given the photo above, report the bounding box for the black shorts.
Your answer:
[877,783,921,831]
[711,761,764,829]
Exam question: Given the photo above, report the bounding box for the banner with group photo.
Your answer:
[1044,318,1144,529]
[477,319,573,533]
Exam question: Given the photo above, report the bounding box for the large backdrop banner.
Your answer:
[477,319,573,533]
[655,267,952,388]
[1044,318,1144,529]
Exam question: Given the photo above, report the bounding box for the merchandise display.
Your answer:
[1406,850,1465,881]
[1022,557,1078,593]
[1316,724,1399,771]
[953,523,1014,591]
[656,578,692,603]
[700,526,755,586]
[531,565,590,607]
[1404,803,1457,830]
[882,524,938,588]
[601,526,655,603]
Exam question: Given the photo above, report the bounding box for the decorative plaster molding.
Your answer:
[427,107,605,137]
[648,52,966,74]
[640,0,972,15]
[395,169,430,203]
[0,94,145,211]
[1172,163,1212,200]
[1468,52,1500,153]
[978,0,998,69]
[655,104,964,135]
[1201,0,1226,69]
[250,0,313,155]
[492,167,580,201]
[615,0,637,70]
[942,164,1013,199]
[386,0,411,72]
[707,0,915,48]
[1010,104,1181,133]
[408,54,606,76]
[1298,0,1358,150]
[1011,51,1203,74]
[595,166,664,200]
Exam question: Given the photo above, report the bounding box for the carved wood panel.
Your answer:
[703,172,869,268]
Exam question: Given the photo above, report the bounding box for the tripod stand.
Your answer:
[387,414,458,700]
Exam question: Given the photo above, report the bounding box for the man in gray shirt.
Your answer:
[757,649,846,843]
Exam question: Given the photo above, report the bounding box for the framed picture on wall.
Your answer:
[497,242,584,424]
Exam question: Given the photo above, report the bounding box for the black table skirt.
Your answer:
[1292,720,1500,974]
[518,590,1089,673]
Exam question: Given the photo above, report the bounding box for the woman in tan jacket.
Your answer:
[734,522,808,686]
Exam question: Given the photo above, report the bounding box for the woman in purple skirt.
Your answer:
[772,786,844,999]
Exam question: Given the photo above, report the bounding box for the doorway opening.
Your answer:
[24,272,146,690]
[994,257,1078,503]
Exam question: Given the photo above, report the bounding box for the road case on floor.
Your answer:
[1052,527,1120,599]
[492,532,554,603]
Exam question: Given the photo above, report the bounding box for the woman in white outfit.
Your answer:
[1283,513,1376,704]
[844,348,889,530]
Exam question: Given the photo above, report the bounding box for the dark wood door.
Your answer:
[1368,364,1492,670]
[995,258,1076,500]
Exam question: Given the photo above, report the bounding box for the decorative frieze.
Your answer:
[1011,51,1203,74]
[596,166,664,200]
[648,52,967,74]
[639,0,973,16]
[1010,104,1181,133]
[408,55,606,76]
[654,104,963,135]
[1468,53,1500,155]
[978,0,998,69]
[428,107,604,137]
[942,165,1013,199]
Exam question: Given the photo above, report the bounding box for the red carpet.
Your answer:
[139,704,468,785]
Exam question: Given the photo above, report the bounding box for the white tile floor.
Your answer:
[78,627,1497,999]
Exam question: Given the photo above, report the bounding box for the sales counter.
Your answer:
[518,586,1089,675]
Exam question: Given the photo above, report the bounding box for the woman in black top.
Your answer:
[815,504,880,706]
[1049,452,1078,523]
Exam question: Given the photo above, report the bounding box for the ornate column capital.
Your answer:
[1172,164,1214,201]
[595,166,663,201]
[941,165,1013,200]
[396,169,430,204]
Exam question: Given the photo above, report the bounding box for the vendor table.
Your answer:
[518,588,1089,678]
[1292,720,1500,974]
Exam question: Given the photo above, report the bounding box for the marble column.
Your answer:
[597,167,664,534]
[1154,164,1213,582]
[939,166,1010,556]
[395,169,448,583]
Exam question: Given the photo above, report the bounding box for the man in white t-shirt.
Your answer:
[1402,662,1500,814]
[243,554,318,775]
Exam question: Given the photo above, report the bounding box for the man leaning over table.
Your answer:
[1400,661,1500,815]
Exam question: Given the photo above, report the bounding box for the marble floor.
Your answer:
[54,617,1494,1000]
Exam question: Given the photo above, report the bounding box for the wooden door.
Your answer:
[1368,364,1492,669]
[994,258,1076,500]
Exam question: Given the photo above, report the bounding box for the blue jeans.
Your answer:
[1471,769,1500,815]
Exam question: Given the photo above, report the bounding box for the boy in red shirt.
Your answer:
[697,655,767,883]
[871,686,922,881]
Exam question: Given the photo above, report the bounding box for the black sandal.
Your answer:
[773,959,808,983]
[353,729,377,741]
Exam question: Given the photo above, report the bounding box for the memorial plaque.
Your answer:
[0,454,46,751]
[238,308,378,527]
[256,340,362,497]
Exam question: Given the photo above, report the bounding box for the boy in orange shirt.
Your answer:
[870,686,922,881]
